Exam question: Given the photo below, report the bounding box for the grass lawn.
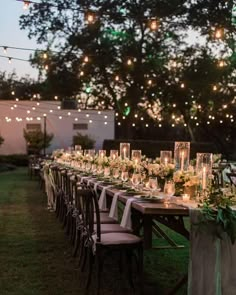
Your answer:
[0,168,189,295]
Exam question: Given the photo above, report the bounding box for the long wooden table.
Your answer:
[83,178,190,249]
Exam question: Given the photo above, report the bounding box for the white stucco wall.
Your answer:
[0,101,115,155]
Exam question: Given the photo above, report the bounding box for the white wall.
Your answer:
[0,101,115,155]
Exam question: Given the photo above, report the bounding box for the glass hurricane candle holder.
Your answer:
[110,150,119,160]
[120,143,130,160]
[160,151,172,166]
[88,149,96,158]
[75,145,82,151]
[99,150,106,158]
[196,153,213,190]
[174,142,190,171]
[131,150,142,165]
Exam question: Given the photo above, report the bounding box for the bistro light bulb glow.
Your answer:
[80,71,84,76]
[3,47,7,54]
[8,58,12,64]
[57,106,61,109]
[84,56,89,63]
[127,58,132,65]
[11,91,15,95]
[43,52,47,59]
[75,118,78,121]
[98,111,101,114]
[115,75,119,81]
[147,79,152,85]
[213,85,217,91]
[23,1,30,10]
[59,116,62,119]
[86,114,89,117]
[68,112,71,116]
[54,96,58,100]
[86,13,95,23]
[215,28,223,39]
[104,121,107,125]
[149,19,158,30]
[45,64,49,70]
[180,83,185,88]
[218,60,226,67]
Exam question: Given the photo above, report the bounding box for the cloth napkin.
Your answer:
[98,185,112,210]
[109,192,123,220]
[94,181,103,198]
[80,176,91,184]
[120,198,137,230]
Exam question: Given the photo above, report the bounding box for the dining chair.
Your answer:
[77,188,143,295]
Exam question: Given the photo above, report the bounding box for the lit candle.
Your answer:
[123,147,126,159]
[202,166,207,190]
[164,157,168,166]
[180,150,185,171]
[101,152,104,158]
[135,159,138,166]
[182,194,190,202]
[113,154,116,160]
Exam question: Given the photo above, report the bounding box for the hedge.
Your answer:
[0,154,29,166]
[103,140,219,159]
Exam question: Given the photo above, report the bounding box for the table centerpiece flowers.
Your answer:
[173,167,199,197]
[198,187,236,244]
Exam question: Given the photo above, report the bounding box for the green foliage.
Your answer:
[16,0,236,143]
[0,154,28,166]
[73,132,95,150]
[199,188,236,244]
[23,129,54,155]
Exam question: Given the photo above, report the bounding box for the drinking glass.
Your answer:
[164,180,175,204]
[149,177,158,196]
[131,173,142,189]
[104,167,110,177]
[113,168,120,180]
[121,171,129,182]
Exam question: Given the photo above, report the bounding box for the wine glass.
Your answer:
[121,171,129,183]
[164,180,175,204]
[149,177,158,196]
[112,168,120,180]
[131,172,141,190]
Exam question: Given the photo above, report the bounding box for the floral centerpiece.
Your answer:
[173,167,199,197]
[198,187,236,244]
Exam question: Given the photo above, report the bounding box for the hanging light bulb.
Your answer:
[115,75,120,81]
[149,19,159,31]
[84,56,89,63]
[127,58,133,66]
[8,58,12,64]
[80,70,84,77]
[213,85,217,91]
[44,64,49,70]
[215,28,224,39]
[218,60,226,67]
[147,79,152,85]
[3,47,7,54]
[23,1,30,10]
[43,52,48,59]
[180,83,185,88]
[86,12,95,24]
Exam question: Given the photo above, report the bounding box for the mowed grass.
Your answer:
[0,168,189,295]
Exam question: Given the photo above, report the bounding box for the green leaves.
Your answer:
[200,188,236,244]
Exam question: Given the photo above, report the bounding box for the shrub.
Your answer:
[73,132,95,149]
[23,129,54,155]
[0,154,28,166]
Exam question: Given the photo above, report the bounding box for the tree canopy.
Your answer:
[18,0,236,154]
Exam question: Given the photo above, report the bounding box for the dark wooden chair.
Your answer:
[77,189,143,295]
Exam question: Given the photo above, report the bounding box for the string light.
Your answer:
[86,12,95,24]
[215,28,224,39]
[149,19,159,30]
[8,58,12,64]
[84,56,89,63]
[213,85,217,91]
[115,75,119,81]
[127,58,133,66]
[23,1,30,10]
[180,83,185,88]
[218,60,226,67]
[3,47,7,54]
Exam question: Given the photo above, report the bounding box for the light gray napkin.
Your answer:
[98,185,112,210]
[109,192,122,220]
[120,198,136,230]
